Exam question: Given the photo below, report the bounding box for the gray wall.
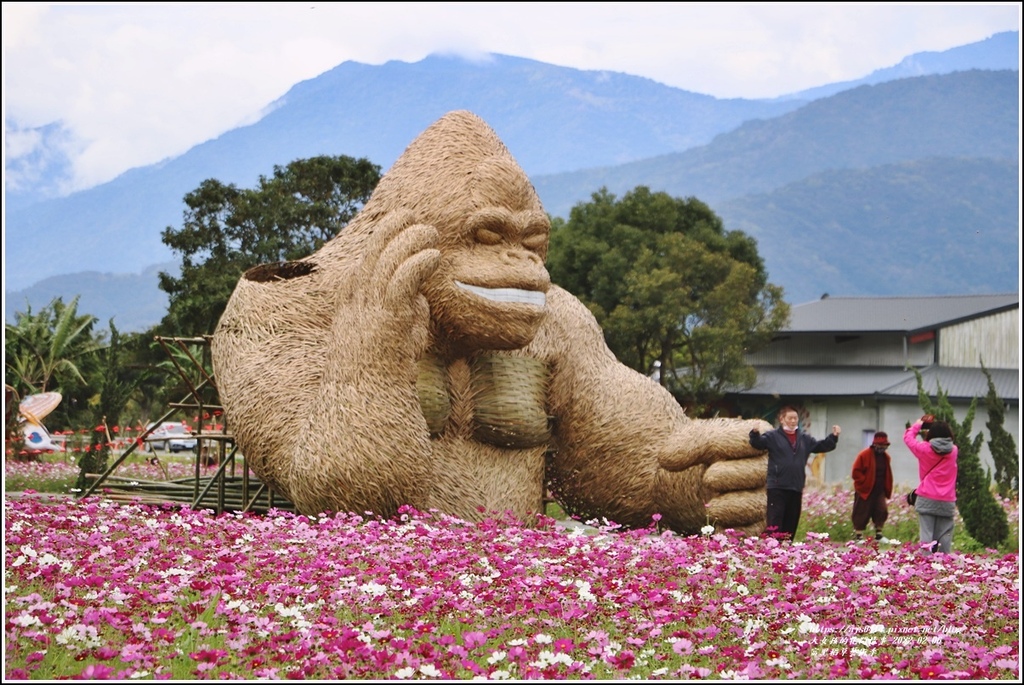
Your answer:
[814,398,1018,490]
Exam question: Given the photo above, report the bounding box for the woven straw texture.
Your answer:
[212,110,771,534]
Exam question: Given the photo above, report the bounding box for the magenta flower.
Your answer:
[462,631,487,650]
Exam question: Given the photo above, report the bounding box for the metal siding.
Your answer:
[748,333,932,366]
[939,310,1020,369]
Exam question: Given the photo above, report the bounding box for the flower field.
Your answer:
[4,489,1019,680]
[3,458,207,494]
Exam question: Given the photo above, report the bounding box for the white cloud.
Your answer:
[3,2,1020,194]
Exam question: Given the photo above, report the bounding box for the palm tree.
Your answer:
[4,296,101,396]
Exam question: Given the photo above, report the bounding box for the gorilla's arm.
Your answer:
[290,213,442,516]
[213,212,441,518]
[530,286,770,534]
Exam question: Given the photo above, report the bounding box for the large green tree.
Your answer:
[159,155,382,335]
[547,186,789,414]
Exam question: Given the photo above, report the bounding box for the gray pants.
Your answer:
[915,494,957,554]
[917,513,954,553]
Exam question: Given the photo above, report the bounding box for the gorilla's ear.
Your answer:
[244,261,317,283]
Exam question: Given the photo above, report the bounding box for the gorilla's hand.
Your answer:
[657,418,772,535]
[701,455,769,534]
[335,210,440,367]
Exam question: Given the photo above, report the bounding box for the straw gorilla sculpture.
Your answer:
[211,110,771,535]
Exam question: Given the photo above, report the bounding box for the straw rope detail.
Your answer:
[211,110,772,534]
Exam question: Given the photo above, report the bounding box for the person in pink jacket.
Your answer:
[903,415,959,553]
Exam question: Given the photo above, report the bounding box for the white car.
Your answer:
[168,436,198,453]
[146,422,197,453]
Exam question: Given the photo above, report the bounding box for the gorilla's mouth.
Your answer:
[456,281,546,307]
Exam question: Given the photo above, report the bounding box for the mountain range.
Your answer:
[4,30,1019,331]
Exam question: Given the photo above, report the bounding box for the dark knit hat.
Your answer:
[872,432,890,447]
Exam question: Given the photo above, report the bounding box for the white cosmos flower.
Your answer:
[11,613,42,628]
[576,581,596,603]
[419,663,442,677]
[797,615,820,634]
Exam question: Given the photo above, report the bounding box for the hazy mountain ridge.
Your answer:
[777,29,1020,101]
[5,262,177,333]
[715,156,1020,304]
[4,53,808,294]
[533,69,1020,217]
[4,31,1019,331]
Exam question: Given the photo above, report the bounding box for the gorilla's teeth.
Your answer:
[456,281,546,307]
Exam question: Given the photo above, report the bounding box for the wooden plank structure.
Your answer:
[79,335,296,515]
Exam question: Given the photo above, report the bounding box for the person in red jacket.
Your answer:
[851,432,893,542]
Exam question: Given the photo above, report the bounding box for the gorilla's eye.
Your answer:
[522,233,547,251]
[475,228,503,245]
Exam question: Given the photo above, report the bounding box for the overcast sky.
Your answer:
[3,2,1021,196]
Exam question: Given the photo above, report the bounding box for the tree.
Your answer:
[159,155,382,335]
[4,296,102,427]
[547,186,789,414]
[982,363,1018,497]
[914,371,1008,549]
[76,322,148,491]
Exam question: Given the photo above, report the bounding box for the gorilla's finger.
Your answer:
[726,520,767,536]
[363,209,417,264]
[385,248,442,312]
[704,456,768,492]
[372,224,437,294]
[705,489,767,528]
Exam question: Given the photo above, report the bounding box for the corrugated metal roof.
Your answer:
[736,365,1019,402]
[786,294,1019,334]
[881,366,1020,401]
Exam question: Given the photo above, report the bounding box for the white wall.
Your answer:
[815,398,1019,490]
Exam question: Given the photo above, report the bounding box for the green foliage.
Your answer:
[4,385,27,459]
[76,323,148,490]
[547,186,789,415]
[4,296,104,429]
[982,363,1018,497]
[914,370,1009,549]
[4,295,101,395]
[159,155,382,336]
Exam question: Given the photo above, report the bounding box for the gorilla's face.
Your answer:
[424,205,550,353]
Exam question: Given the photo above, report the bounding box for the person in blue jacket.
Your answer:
[749,406,841,541]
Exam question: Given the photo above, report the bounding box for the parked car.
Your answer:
[168,436,198,453]
[146,422,196,453]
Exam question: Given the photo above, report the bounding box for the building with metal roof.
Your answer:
[786,293,1019,334]
[726,293,1019,489]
